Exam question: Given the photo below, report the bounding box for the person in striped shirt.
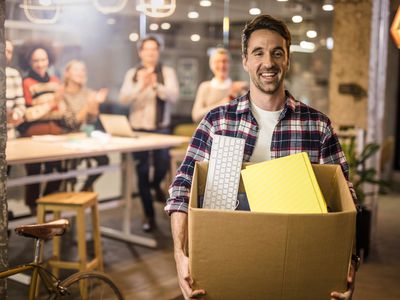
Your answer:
[165,15,357,300]
[5,40,25,139]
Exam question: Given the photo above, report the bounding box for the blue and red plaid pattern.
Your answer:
[165,91,356,214]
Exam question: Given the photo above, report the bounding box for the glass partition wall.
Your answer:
[5,0,334,119]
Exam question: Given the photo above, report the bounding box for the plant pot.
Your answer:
[356,205,371,261]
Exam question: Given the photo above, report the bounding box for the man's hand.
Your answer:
[174,251,206,299]
[330,264,356,300]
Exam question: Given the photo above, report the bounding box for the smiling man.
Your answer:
[165,15,357,300]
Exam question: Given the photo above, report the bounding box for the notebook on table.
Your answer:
[99,114,138,138]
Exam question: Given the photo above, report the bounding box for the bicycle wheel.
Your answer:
[57,271,124,300]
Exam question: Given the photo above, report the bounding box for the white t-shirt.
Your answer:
[250,102,282,162]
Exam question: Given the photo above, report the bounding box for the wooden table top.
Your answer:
[6,133,189,165]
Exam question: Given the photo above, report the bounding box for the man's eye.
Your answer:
[273,51,284,58]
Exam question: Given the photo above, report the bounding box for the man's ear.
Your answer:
[242,55,248,72]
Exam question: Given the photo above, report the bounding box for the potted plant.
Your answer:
[341,139,388,261]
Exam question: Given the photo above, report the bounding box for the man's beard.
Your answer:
[251,67,285,95]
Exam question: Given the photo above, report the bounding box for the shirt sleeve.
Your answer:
[191,82,209,123]
[156,67,179,104]
[118,68,143,104]
[164,117,214,215]
[320,122,358,205]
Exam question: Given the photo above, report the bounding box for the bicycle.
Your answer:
[0,219,124,300]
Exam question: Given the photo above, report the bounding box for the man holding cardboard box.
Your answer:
[165,15,358,300]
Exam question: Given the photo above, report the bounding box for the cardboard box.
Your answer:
[189,162,356,300]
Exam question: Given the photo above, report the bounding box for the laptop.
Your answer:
[99,114,138,138]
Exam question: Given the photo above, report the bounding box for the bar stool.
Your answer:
[36,192,103,277]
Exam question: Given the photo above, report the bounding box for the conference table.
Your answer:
[6,132,189,248]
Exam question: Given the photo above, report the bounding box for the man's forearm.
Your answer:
[171,212,189,256]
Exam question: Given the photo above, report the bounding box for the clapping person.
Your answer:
[191,48,248,122]
[5,40,25,139]
[18,41,73,214]
[62,59,109,192]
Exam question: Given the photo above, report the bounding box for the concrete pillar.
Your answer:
[329,0,372,130]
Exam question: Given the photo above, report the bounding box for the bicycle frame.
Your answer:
[0,239,61,300]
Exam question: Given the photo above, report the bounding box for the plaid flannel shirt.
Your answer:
[165,91,356,215]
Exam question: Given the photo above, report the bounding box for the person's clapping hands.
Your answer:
[137,69,157,90]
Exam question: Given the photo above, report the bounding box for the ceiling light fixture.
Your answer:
[249,2,261,16]
[188,7,199,19]
[149,23,159,31]
[20,0,61,24]
[161,22,171,30]
[306,30,317,38]
[129,32,140,42]
[276,0,288,2]
[93,0,128,14]
[292,15,303,23]
[300,40,315,50]
[191,34,201,42]
[290,45,315,53]
[326,37,334,50]
[322,0,334,12]
[199,0,212,7]
[137,0,176,18]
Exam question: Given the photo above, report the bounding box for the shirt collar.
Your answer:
[236,90,298,116]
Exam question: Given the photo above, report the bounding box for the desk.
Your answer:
[7,133,188,248]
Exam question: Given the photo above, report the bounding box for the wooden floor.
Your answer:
[6,193,400,299]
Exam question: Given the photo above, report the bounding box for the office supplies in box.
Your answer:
[241,152,327,213]
[189,161,356,300]
[203,134,245,210]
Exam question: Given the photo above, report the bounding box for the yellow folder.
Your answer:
[241,152,327,213]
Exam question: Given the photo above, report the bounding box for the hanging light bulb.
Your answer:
[137,0,176,18]
[322,0,334,12]
[249,2,261,16]
[191,34,201,42]
[93,0,128,14]
[199,0,212,7]
[20,0,61,24]
[292,15,303,23]
[161,22,171,30]
[188,7,199,19]
[306,30,317,38]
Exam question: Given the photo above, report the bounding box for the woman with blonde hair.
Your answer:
[62,59,109,191]
[191,48,248,122]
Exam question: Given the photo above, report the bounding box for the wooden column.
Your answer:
[329,0,372,130]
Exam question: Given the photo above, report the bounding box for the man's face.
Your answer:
[30,48,49,77]
[6,41,13,64]
[139,40,160,67]
[242,29,289,95]
[211,53,230,80]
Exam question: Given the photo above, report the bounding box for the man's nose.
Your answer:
[262,54,274,68]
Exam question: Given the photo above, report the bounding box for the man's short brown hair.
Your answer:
[242,15,291,59]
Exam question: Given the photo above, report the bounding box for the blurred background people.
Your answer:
[5,40,25,139]
[18,41,73,214]
[62,59,109,192]
[191,48,248,122]
[119,36,179,232]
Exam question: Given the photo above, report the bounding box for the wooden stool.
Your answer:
[37,192,103,277]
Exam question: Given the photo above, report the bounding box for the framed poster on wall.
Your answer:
[177,58,199,101]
